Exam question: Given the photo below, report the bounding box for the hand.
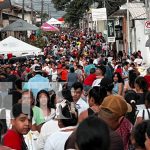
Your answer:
[145,134,150,150]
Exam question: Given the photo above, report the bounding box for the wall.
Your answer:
[97,20,105,33]
[18,13,32,23]
[134,20,150,65]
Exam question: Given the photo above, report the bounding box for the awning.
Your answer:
[112,3,147,19]
[128,3,146,20]
[1,19,39,31]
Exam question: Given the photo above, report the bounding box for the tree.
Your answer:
[51,0,129,26]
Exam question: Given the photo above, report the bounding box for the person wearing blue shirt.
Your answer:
[84,59,96,76]
[24,65,50,98]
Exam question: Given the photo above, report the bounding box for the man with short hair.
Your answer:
[92,65,106,87]
[84,59,96,76]
[65,95,132,150]
[99,95,132,150]
[3,103,33,150]
[71,82,89,115]
[25,65,50,97]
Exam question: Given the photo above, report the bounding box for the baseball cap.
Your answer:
[100,95,132,117]
[33,65,42,72]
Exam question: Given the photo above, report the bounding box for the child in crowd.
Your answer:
[3,103,33,150]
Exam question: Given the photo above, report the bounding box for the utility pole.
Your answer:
[47,3,50,18]
[22,0,25,20]
[31,0,33,23]
[41,0,44,25]
[127,0,131,56]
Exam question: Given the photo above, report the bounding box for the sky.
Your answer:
[11,0,65,19]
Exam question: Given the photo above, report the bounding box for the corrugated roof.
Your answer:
[128,3,146,19]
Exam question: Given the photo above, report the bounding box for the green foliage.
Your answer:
[64,0,93,26]
[30,30,53,48]
[52,0,127,26]
[51,0,71,10]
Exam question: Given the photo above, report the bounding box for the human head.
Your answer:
[76,116,110,150]
[96,65,106,76]
[128,70,138,89]
[33,65,42,75]
[124,90,138,104]
[88,86,107,107]
[34,59,38,64]
[15,79,23,90]
[62,89,73,103]
[132,120,150,149]
[71,82,83,102]
[11,103,33,135]
[56,101,78,128]
[123,62,129,70]
[36,90,55,109]
[89,59,93,64]
[21,90,35,106]
[100,78,114,95]
[90,68,96,74]
[99,95,132,130]
[62,64,66,69]
[124,90,138,124]
[70,67,75,73]
[134,76,148,92]
[113,72,123,83]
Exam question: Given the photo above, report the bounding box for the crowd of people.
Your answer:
[0,29,150,150]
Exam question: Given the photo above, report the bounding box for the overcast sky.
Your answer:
[11,0,65,18]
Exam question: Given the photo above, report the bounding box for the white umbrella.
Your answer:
[46,18,63,25]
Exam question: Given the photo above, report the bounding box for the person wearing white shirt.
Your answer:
[44,100,78,150]
[135,92,150,125]
[134,55,143,66]
[71,82,89,115]
[37,119,59,150]
[92,65,106,87]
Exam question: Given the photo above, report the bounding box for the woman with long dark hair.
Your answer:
[36,90,56,122]
[112,72,124,95]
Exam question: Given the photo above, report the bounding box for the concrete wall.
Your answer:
[18,13,32,24]
[133,20,150,65]
[97,20,105,33]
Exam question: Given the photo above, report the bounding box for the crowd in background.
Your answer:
[0,29,150,150]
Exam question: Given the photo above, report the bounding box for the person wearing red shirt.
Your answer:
[3,103,33,150]
[144,67,150,91]
[84,68,96,91]
[115,65,123,76]
[60,64,68,82]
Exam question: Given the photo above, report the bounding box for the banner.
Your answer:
[107,19,115,43]
[91,8,107,21]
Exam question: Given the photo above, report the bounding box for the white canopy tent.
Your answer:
[46,18,63,25]
[0,36,41,56]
